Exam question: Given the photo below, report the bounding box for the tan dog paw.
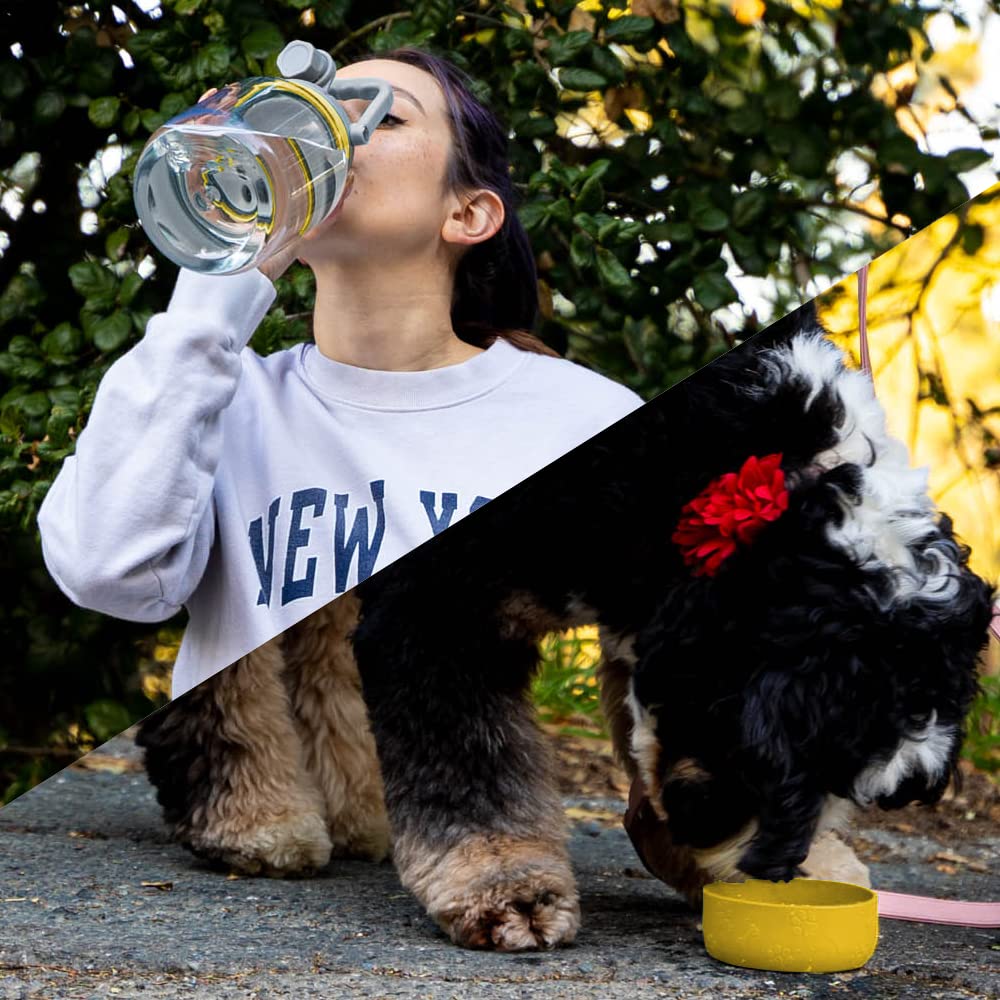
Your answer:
[399,834,580,951]
[188,809,332,877]
[800,830,871,887]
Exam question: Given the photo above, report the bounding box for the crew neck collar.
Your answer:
[298,336,530,411]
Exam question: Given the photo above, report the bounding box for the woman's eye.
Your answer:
[377,114,404,128]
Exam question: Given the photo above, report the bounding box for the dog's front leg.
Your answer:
[137,638,331,877]
[351,602,579,951]
[737,775,824,882]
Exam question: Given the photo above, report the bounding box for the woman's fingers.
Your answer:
[197,87,220,103]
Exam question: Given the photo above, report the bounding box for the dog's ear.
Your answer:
[738,653,853,778]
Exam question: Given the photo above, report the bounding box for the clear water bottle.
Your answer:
[132,41,393,275]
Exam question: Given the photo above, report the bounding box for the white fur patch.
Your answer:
[851,711,956,805]
[766,331,962,606]
[625,681,666,818]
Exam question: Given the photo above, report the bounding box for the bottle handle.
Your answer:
[328,78,394,146]
[277,40,393,146]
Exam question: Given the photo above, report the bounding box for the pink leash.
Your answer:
[856,262,1000,928]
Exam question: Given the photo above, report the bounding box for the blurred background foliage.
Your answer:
[2,0,1000,802]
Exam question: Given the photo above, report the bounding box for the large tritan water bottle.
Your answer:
[132,40,393,275]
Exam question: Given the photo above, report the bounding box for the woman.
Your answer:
[37,48,645,699]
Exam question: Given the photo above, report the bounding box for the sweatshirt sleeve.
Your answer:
[36,266,277,622]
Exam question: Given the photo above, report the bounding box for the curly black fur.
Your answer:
[349,302,994,882]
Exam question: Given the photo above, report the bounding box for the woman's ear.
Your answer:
[441,188,505,248]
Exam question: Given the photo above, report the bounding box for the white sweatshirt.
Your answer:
[37,267,644,696]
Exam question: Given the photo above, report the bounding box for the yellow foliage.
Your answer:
[818,184,1000,599]
[731,0,766,25]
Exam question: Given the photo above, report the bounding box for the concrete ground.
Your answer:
[0,734,997,999]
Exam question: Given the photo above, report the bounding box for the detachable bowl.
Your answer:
[702,879,878,973]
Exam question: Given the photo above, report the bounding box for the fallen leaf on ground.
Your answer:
[140,881,173,891]
[929,850,972,865]
[71,756,143,774]
[564,805,620,823]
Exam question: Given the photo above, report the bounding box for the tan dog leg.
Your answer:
[186,638,332,876]
[283,592,392,862]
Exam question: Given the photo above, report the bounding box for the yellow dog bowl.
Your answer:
[702,879,878,973]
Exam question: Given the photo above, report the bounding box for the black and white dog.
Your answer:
[138,304,995,951]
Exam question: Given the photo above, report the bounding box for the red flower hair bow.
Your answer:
[672,452,790,577]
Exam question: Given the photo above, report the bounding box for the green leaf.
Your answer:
[558,68,608,92]
[140,109,169,133]
[88,96,121,129]
[647,221,694,244]
[945,147,992,174]
[84,699,134,743]
[175,0,205,13]
[69,262,118,311]
[105,228,130,262]
[511,110,556,139]
[8,335,38,358]
[512,62,546,95]
[575,174,605,213]
[518,202,549,233]
[763,82,801,121]
[590,46,627,85]
[726,103,764,137]
[504,30,534,54]
[240,24,285,61]
[727,230,767,276]
[41,324,82,358]
[547,30,593,66]
[598,219,620,243]
[34,90,66,124]
[548,198,573,225]
[603,15,656,44]
[788,130,828,178]
[159,92,189,118]
[16,391,50,419]
[0,275,44,323]
[118,272,144,307]
[194,41,233,80]
[0,62,29,101]
[122,109,141,136]
[48,386,80,408]
[689,198,729,233]
[732,189,768,228]
[595,247,632,293]
[692,271,738,311]
[571,231,593,270]
[583,158,613,184]
[92,312,132,352]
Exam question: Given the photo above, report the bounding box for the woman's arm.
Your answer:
[36,266,277,622]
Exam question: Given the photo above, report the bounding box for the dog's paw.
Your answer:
[403,836,580,951]
[187,810,333,877]
[800,831,871,887]
[737,844,804,884]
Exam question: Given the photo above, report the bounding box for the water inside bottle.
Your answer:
[134,84,351,274]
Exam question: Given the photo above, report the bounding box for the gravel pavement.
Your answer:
[0,734,997,999]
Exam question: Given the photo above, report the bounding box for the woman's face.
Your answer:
[297,59,473,264]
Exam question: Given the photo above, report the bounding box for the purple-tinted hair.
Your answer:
[372,47,554,355]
